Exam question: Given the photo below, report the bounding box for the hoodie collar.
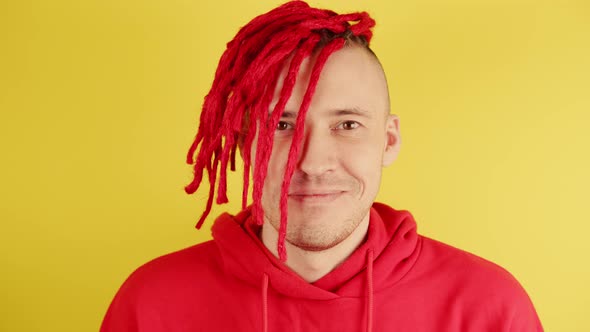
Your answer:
[211,202,421,300]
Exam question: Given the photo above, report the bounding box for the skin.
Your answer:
[251,45,401,282]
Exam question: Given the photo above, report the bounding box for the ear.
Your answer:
[382,114,401,167]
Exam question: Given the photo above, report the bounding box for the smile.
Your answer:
[288,191,345,203]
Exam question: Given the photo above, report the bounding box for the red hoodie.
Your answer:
[101,203,543,331]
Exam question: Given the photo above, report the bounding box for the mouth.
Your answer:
[288,191,345,203]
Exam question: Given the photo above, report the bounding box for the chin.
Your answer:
[285,215,360,249]
[286,235,345,252]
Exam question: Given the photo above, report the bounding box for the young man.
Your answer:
[101,2,543,331]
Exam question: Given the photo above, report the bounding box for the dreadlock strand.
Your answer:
[232,1,325,47]
[238,52,283,213]
[277,38,346,261]
[216,136,233,204]
[241,117,258,211]
[341,12,375,41]
[252,65,285,225]
[186,131,203,164]
[196,151,220,229]
[251,35,320,228]
[186,134,219,195]
[230,141,237,172]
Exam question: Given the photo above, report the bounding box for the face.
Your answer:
[252,46,401,252]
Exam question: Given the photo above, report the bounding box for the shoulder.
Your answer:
[124,240,221,290]
[137,240,220,274]
[109,240,223,309]
[411,236,543,330]
[101,241,227,331]
[416,236,524,293]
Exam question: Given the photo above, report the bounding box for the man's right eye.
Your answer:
[276,121,292,131]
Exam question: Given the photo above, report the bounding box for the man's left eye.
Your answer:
[336,121,360,130]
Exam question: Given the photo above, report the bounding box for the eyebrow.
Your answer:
[278,107,372,119]
[330,107,372,118]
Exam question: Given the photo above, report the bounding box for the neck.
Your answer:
[260,214,370,283]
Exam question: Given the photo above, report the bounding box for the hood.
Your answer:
[211,202,421,300]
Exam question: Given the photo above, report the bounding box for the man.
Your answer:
[101,1,543,331]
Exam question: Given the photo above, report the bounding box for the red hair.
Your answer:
[185,0,376,261]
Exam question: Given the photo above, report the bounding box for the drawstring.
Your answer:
[262,273,269,332]
[366,249,374,332]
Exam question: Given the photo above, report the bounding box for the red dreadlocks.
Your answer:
[185,0,376,261]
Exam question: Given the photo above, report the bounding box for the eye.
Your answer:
[336,121,360,130]
[276,121,293,131]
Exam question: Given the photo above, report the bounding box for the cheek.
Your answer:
[340,139,385,190]
[265,140,290,187]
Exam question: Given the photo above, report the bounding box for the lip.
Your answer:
[288,191,345,203]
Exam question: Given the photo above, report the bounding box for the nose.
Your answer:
[296,126,336,177]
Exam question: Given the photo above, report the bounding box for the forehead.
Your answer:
[271,46,389,117]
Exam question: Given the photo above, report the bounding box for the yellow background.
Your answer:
[1,0,588,330]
